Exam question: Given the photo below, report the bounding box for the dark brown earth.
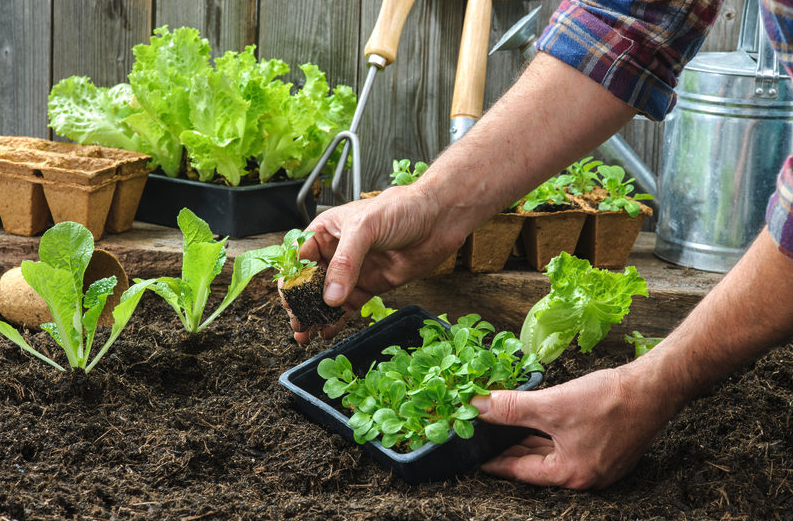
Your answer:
[1,287,792,520]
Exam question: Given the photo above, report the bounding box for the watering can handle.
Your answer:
[365,0,417,65]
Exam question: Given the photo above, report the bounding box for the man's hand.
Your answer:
[471,363,676,489]
[287,184,468,342]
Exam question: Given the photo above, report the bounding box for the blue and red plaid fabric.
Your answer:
[538,0,793,260]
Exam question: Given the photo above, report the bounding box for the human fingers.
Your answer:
[322,219,376,307]
[480,451,564,486]
[471,390,553,433]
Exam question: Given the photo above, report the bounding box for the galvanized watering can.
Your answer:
[653,0,793,272]
[494,0,793,273]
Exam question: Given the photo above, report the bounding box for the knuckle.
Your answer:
[493,391,525,424]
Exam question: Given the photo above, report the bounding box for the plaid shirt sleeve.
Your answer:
[536,0,721,121]
[763,0,793,260]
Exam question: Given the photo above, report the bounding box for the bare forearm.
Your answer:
[413,52,638,235]
[630,227,793,415]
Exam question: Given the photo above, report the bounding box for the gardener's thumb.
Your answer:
[472,390,547,430]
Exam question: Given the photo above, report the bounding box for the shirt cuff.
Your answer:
[536,0,716,122]
[766,156,793,261]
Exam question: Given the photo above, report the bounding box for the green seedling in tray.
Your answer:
[596,165,654,217]
[319,314,543,451]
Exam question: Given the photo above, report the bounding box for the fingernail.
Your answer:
[471,395,490,415]
[324,282,345,304]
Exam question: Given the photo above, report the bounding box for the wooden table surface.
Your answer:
[1,224,725,344]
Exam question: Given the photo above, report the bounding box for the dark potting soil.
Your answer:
[282,267,345,328]
[1,288,792,520]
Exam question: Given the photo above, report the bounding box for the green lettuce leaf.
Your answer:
[520,252,648,365]
[47,76,144,152]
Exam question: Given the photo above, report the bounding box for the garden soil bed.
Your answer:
[1,287,792,520]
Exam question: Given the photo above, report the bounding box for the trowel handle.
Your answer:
[365,0,417,66]
[451,0,493,119]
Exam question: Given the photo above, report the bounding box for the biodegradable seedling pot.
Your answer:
[575,204,652,269]
[281,265,345,328]
[520,208,587,270]
[0,175,51,236]
[0,136,151,238]
[462,212,526,273]
[279,305,544,484]
[0,249,129,329]
[135,173,317,237]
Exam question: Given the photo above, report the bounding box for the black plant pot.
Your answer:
[135,173,317,237]
[279,305,544,484]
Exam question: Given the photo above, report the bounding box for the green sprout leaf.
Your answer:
[318,314,545,451]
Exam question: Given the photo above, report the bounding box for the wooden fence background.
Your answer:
[0,0,744,203]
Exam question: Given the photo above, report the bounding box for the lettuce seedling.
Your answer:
[361,296,396,325]
[520,252,648,365]
[516,174,575,212]
[257,229,344,328]
[596,165,654,217]
[0,222,154,372]
[565,156,602,195]
[625,331,663,358]
[256,229,317,282]
[139,208,273,332]
[319,314,543,451]
[390,158,428,186]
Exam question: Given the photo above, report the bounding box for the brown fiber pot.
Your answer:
[0,249,129,330]
[462,213,525,273]
[520,209,587,271]
[574,204,652,269]
[0,136,151,239]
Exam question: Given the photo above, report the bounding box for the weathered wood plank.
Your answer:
[484,1,535,109]
[154,0,258,57]
[702,0,744,52]
[52,0,152,88]
[357,0,464,199]
[0,0,52,139]
[258,0,359,88]
[0,227,723,345]
[257,0,361,205]
[384,233,723,343]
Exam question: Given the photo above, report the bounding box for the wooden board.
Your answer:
[0,0,52,139]
[155,0,258,57]
[52,0,152,88]
[0,225,724,345]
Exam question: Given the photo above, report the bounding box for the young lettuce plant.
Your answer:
[520,252,648,365]
[596,165,654,217]
[516,174,575,212]
[0,222,154,372]
[257,229,343,327]
[318,314,543,451]
[139,208,273,333]
[624,331,663,358]
[361,296,396,325]
[390,159,428,186]
[565,156,602,195]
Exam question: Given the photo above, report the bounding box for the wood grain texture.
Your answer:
[701,0,744,52]
[257,0,360,90]
[154,0,258,57]
[450,0,493,119]
[357,0,463,198]
[0,228,723,345]
[52,0,152,88]
[484,1,534,109]
[0,0,52,139]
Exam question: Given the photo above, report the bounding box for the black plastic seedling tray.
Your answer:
[279,305,544,484]
[135,174,316,237]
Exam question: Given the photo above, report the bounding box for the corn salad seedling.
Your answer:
[319,314,543,451]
